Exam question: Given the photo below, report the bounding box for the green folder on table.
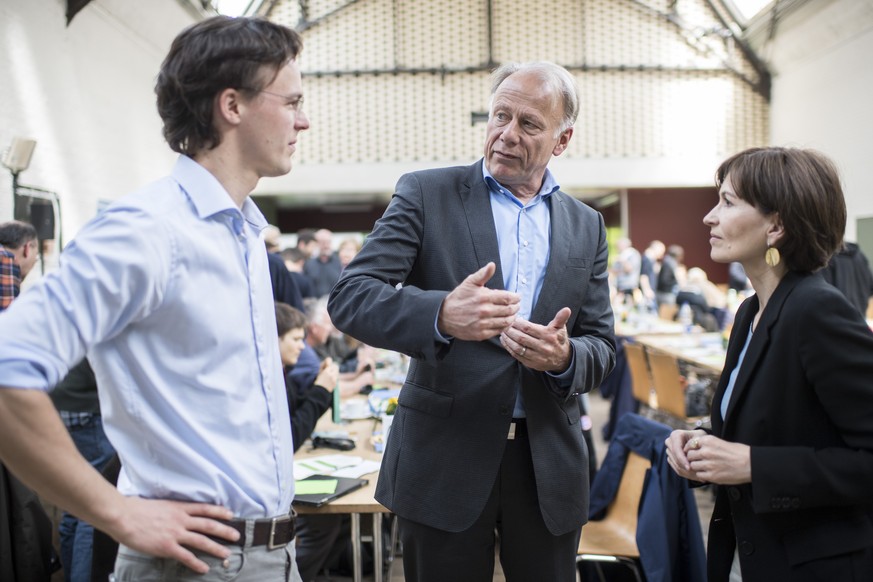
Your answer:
[293,475,368,508]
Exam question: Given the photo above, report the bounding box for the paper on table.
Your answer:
[294,455,365,480]
[295,479,338,495]
[332,459,382,478]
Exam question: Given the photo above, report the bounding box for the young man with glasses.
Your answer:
[0,16,310,581]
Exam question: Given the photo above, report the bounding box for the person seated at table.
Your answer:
[275,302,339,448]
[275,302,386,580]
[305,297,375,395]
[675,267,727,331]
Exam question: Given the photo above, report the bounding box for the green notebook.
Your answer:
[293,475,368,508]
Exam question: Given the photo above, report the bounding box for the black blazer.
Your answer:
[708,271,873,581]
[328,161,615,535]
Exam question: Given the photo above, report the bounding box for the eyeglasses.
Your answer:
[241,88,304,113]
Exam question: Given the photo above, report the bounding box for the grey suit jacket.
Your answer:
[328,161,615,535]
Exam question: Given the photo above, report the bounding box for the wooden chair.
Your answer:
[624,342,657,412]
[577,451,651,582]
[658,302,678,322]
[647,350,708,428]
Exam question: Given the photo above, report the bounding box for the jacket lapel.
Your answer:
[719,272,804,429]
[458,161,504,290]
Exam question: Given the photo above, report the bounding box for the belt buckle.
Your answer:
[268,514,291,550]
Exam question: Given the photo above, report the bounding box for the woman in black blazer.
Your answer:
[665,147,873,582]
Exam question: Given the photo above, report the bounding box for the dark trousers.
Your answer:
[294,514,344,581]
[398,422,581,582]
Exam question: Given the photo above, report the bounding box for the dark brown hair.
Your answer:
[715,147,846,273]
[156,16,303,156]
[275,301,307,337]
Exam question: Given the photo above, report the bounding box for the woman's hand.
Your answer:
[665,429,707,480]
[666,429,752,485]
[685,435,752,485]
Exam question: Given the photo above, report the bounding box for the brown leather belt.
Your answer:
[221,510,296,550]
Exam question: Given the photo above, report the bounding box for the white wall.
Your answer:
[0,0,196,245]
[753,0,873,241]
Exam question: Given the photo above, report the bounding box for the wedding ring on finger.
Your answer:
[690,438,700,450]
[519,346,527,357]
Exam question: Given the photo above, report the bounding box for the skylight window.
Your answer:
[731,0,772,22]
[212,0,255,16]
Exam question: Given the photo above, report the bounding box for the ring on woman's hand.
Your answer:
[690,438,700,450]
[519,346,527,357]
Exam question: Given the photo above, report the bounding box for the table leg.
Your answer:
[372,513,383,582]
[351,512,362,582]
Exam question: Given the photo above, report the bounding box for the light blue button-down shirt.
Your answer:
[483,161,572,416]
[720,323,754,421]
[483,163,558,319]
[0,156,294,518]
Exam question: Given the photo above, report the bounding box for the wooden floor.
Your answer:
[318,389,714,581]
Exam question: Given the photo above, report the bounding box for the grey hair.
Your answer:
[489,61,580,133]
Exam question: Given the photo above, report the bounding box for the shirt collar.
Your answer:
[481,159,560,205]
[171,155,268,231]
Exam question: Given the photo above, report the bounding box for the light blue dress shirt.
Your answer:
[0,156,294,518]
[483,161,573,416]
[720,323,754,421]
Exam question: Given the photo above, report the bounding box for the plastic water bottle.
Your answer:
[678,302,693,332]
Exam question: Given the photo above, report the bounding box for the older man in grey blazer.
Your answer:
[328,61,615,581]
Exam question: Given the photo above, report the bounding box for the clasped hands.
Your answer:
[664,429,752,485]
[437,262,571,373]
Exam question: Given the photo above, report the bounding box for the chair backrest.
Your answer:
[624,342,655,408]
[647,351,687,419]
[658,303,678,322]
[578,449,652,560]
[608,451,651,537]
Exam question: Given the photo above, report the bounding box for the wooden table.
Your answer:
[294,411,391,582]
[632,332,727,376]
[614,313,685,337]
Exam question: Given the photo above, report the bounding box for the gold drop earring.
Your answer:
[765,246,781,267]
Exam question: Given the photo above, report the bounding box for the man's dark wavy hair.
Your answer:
[155,16,302,156]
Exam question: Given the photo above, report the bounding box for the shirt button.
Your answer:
[521,277,528,284]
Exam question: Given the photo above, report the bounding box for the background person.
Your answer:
[329,61,615,581]
[610,237,642,301]
[337,237,360,271]
[49,359,116,582]
[0,220,39,310]
[821,241,873,316]
[665,147,873,581]
[656,243,686,307]
[0,218,59,580]
[0,16,311,580]
[304,228,342,297]
[282,246,316,299]
[639,239,665,310]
